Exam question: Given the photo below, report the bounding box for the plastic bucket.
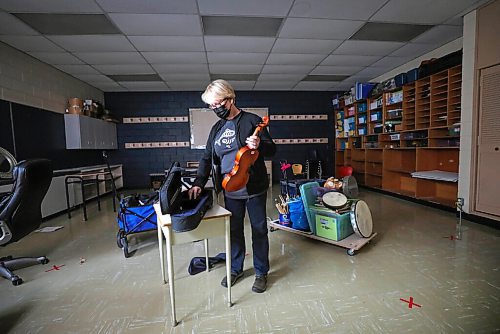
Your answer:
[288,198,309,231]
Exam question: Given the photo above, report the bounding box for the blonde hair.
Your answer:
[201,79,235,105]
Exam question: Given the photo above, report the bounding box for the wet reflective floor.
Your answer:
[1,186,499,333]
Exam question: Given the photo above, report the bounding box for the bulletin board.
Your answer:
[189,107,268,149]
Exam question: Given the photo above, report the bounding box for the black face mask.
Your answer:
[213,104,230,119]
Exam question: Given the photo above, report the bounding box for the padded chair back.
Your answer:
[0,159,52,243]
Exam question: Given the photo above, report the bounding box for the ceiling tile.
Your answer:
[73,74,115,83]
[370,56,414,68]
[109,14,202,36]
[208,64,262,74]
[390,42,440,57]
[96,0,197,14]
[254,81,297,90]
[261,65,315,74]
[142,52,206,64]
[354,66,391,77]
[119,81,168,91]
[198,0,294,16]
[165,81,208,90]
[371,0,482,25]
[74,52,146,65]
[0,12,40,35]
[93,64,155,75]
[272,38,342,54]
[90,82,127,91]
[47,35,135,52]
[228,81,256,90]
[152,64,209,74]
[266,53,325,65]
[320,54,381,66]
[332,40,405,56]
[310,65,365,75]
[55,64,100,75]
[28,52,84,65]
[159,73,211,81]
[280,18,364,39]
[202,16,282,37]
[129,36,205,52]
[207,52,268,65]
[13,14,120,35]
[411,25,463,44]
[293,81,336,90]
[258,74,305,81]
[204,36,275,53]
[0,35,64,52]
[0,0,103,13]
[289,0,387,20]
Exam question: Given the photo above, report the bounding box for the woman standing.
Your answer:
[188,79,276,293]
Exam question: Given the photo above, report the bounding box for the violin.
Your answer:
[222,116,269,192]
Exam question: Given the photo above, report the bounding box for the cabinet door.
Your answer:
[107,122,117,149]
[80,116,95,149]
[475,64,500,217]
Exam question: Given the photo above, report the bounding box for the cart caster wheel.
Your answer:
[40,257,49,265]
[123,240,130,258]
[117,230,125,248]
[11,276,23,286]
[347,249,356,256]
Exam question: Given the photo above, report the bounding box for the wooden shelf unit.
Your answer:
[332,65,462,207]
[403,83,416,130]
[415,147,459,206]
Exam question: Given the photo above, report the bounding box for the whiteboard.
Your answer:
[189,107,268,149]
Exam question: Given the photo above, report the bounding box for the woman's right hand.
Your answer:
[188,186,202,200]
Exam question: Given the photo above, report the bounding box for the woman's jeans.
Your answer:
[224,192,269,276]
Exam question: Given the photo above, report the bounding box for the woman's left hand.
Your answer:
[246,135,260,149]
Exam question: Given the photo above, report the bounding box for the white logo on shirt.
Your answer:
[215,128,235,148]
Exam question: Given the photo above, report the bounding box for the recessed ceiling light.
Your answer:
[350,22,433,42]
[303,75,349,82]
[13,13,120,35]
[202,16,282,37]
[210,73,260,81]
[108,74,162,82]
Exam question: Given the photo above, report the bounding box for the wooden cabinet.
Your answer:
[64,114,117,150]
[333,65,462,208]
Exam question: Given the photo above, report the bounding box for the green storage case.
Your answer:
[312,206,353,241]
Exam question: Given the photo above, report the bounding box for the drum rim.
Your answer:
[349,200,373,238]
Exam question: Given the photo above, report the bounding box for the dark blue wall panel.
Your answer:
[105,91,338,188]
[1,99,103,171]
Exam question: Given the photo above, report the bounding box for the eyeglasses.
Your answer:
[208,98,228,109]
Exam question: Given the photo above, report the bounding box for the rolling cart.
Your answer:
[268,219,376,256]
[268,181,377,256]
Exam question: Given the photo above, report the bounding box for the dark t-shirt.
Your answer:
[213,114,252,199]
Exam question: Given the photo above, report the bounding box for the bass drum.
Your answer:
[322,191,348,210]
[349,200,373,238]
[340,175,358,198]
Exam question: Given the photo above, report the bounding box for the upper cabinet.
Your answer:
[64,114,117,150]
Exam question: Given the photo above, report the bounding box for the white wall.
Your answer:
[0,42,103,114]
[457,10,477,214]
[371,38,463,83]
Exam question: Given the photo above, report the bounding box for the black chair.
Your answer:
[0,159,53,285]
